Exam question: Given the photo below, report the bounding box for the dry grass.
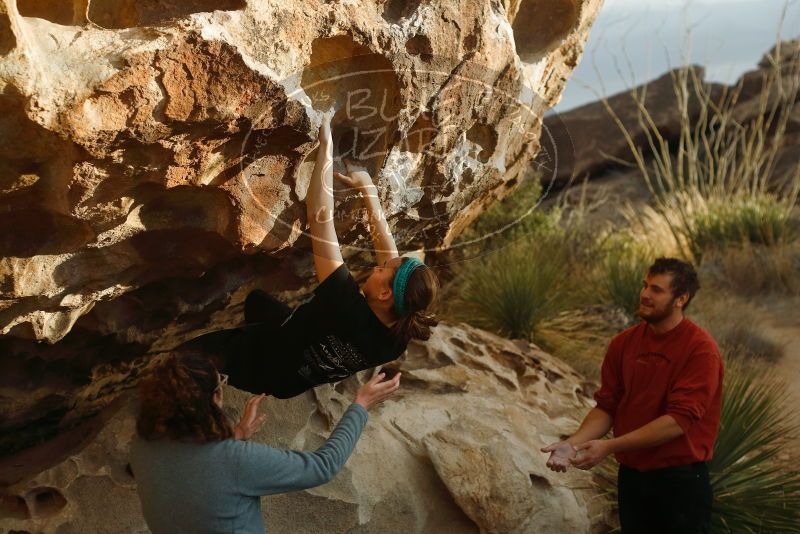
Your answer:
[689,292,785,362]
[605,42,800,264]
[700,241,800,296]
[535,305,631,381]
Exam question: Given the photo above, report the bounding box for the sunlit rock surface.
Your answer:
[0,0,602,484]
[0,322,611,534]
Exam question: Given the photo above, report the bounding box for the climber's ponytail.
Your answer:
[390,260,439,344]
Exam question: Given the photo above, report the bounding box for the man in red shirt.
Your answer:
[541,257,723,534]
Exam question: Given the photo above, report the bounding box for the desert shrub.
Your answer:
[709,359,800,533]
[700,241,800,296]
[622,183,797,264]
[597,235,654,318]
[690,195,795,251]
[690,293,784,362]
[451,174,555,255]
[607,44,800,263]
[536,305,630,380]
[452,232,574,341]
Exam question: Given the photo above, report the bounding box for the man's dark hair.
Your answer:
[647,257,700,310]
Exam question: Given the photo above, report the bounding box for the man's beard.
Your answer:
[638,299,677,324]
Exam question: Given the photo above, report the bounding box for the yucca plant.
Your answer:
[453,235,573,340]
[665,192,797,261]
[598,235,654,319]
[709,360,800,533]
[593,357,800,533]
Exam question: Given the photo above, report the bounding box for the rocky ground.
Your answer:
[757,297,800,464]
[0,322,613,534]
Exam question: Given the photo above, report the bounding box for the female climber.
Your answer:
[184,113,439,398]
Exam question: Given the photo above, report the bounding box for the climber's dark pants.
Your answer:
[178,290,310,398]
[243,289,293,326]
[618,462,712,534]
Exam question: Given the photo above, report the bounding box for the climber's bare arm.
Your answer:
[307,115,344,283]
[333,162,398,266]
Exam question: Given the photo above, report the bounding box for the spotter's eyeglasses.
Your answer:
[217,373,229,389]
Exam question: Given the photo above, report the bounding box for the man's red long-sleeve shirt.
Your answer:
[594,317,723,470]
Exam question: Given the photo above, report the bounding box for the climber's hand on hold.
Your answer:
[333,159,376,194]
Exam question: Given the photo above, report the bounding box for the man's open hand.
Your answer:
[570,439,613,470]
[541,441,578,473]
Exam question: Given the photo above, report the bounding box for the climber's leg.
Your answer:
[176,328,269,394]
[244,289,292,326]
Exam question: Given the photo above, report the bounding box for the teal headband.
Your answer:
[392,257,424,317]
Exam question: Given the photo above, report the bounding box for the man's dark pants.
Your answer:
[618,462,713,534]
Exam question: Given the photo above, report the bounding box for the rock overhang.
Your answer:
[0,0,603,478]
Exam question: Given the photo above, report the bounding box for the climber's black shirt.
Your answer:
[278,264,406,388]
[191,264,406,398]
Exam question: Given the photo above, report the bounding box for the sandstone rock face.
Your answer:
[0,0,602,470]
[0,322,608,534]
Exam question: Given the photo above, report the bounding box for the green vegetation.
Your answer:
[453,234,573,341]
[598,236,654,318]
[710,360,800,533]
[448,173,556,263]
[630,192,798,262]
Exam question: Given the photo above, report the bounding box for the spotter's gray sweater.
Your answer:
[130,403,368,533]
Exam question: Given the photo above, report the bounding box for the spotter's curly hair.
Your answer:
[137,352,233,443]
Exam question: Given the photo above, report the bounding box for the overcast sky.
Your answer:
[554,0,800,112]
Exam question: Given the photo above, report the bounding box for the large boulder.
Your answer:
[0,0,603,487]
[0,322,609,534]
[536,67,725,190]
[732,39,800,188]
[537,39,800,191]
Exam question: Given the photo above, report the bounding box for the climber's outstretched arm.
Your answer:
[306,115,344,283]
[333,162,398,267]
